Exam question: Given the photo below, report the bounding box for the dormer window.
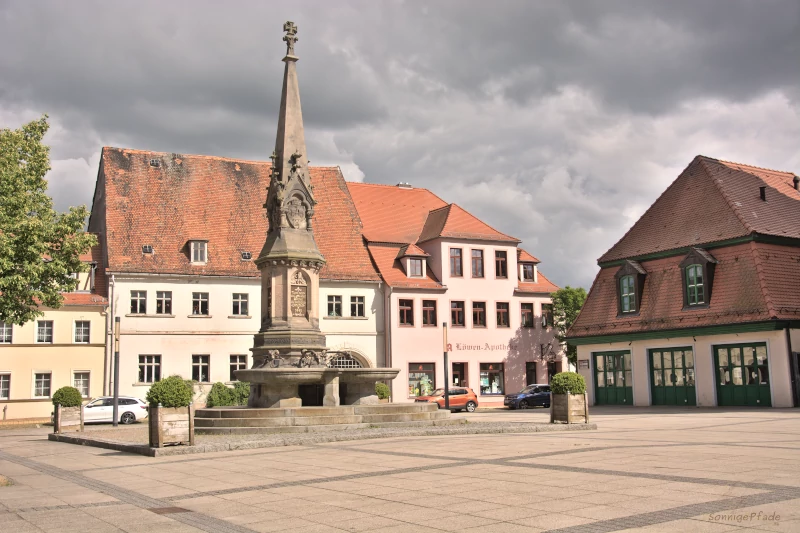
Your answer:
[614,260,646,316]
[521,264,534,281]
[685,265,704,305]
[620,275,636,313]
[190,241,207,263]
[409,258,423,277]
[680,248,716,309]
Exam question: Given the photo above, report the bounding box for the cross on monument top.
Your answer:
[283,21,298,56]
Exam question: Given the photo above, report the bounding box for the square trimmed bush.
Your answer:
[550,372,586,395]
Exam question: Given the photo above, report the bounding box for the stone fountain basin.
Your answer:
[235,368,399,385]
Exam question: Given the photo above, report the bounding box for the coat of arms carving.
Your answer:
[286,197,307,229]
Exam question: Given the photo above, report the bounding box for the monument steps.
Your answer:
[194,417,467,435]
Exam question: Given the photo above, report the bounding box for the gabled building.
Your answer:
[87,149,384,401]
[348,182,564,405]
[0,242,107,419]
[568,156,800,408]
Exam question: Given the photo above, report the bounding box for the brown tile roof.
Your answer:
[346,183,448,244]
[418,204,520,244]
[90,147,379,282]
[516,271,559,294]
[517,248,540,263]
[397,243,429,258]
[568,242,799,339]
[599,156,800,263]
[367,243,443,289]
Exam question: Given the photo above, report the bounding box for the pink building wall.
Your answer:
[387,239,565,406]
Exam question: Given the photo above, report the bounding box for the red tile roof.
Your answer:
[599,156,799,263]
[367,243,443,289]
[517,248,540,263]
[90,148,379,282]
[516,271,559,294]
[569,241,799,339]
[397,243,430,258]
[346,183,447,244]
[418,204,520,243]
[65,239,108,305]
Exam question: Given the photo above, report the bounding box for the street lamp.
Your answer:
[112,317,120,427]
[443,322,449,410]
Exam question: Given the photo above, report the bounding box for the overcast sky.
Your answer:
[1,0,798,289]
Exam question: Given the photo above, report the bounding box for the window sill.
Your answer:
[228,315,252,319]
[132,382,155,387]
[126,314,176,318]
[34,342,54,345]
[398,324,415,327]
[187,315,212,318]
[323,316,368,320]
[422,324,438,327]
[473,325,487,329]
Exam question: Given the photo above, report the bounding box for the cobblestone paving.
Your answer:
[1,407,799,532]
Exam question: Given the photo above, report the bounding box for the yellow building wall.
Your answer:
[0,305,106,419]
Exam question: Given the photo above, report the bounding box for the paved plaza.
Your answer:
[1,408,799,532]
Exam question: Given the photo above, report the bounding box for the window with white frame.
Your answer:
[350,296,365,317]
[0,374,9,400]
[156,291,172,314]
[138,355,161,383]
[0,322,12,343]
[192,355,210,382]
[192,292,209,315]
[130,290,146,314]
[73,372,90,397]
[232,293,249,316]
[408,258,423,277]
[36,321,53,343]
[230,355,247,381]
[191,241,207,263]
[327,295,342,317]
[74,321,90,343]
[34,372,51,397]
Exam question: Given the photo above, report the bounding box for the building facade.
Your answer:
[567,156,800,408]
[348,183,566,406]
[0,245,107,419]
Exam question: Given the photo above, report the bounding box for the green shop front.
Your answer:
[594,351,633,405]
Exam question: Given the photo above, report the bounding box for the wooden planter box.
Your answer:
[53,404,83,433]
[148,404,195,448]
[550,392,589,424]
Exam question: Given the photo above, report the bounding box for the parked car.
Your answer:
[84,396,149,424]
[415,387,478,412]
[504,384,551,409]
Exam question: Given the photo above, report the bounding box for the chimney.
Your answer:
[794,175,799,191]
[759,186,766,201]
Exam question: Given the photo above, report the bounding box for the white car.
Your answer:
[84,396,149,424]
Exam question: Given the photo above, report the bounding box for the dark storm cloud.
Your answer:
[1,0,798,288]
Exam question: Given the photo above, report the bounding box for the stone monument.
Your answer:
[236,21,398,408]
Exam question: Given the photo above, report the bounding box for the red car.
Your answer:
[414,387,478,413]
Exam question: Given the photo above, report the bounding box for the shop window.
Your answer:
[232,293,249,316]
[74,321,90,343]
[192,355,210,383]
[73,372,90,397]
[399,299,414,326]
[409,363,435,397]
[471,250,484,278]
[422,300,437,326]
[34,373,51,397]
[541,304,554,328]
[36,320,53,343]
[480,363,504,395]
[130,290,146,314]
[450,248,463,277]
[496,302,509,327]
[351,296,365,317]
[156,291,172,314]
[230,355,247,381]
[0,322,12,343]
[451,301,465,327]
[192,292,209,315]
[138,355,161,383]
[521,303,534,328]
[472,302,486,327]
[495,251,508,278]
[327,295,342,317]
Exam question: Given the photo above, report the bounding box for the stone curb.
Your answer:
[48,422,597,457]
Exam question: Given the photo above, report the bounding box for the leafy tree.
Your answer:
[551,286,588,368]
[0,116,96,325]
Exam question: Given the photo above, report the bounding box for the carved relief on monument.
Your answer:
[290,270,308,317]
[285,196,308,229]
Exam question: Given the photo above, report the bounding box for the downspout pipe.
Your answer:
[787,325,798,408]
[385,285,393,399]
[105,275,115,396]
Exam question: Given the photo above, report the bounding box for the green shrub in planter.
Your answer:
[233,381,250,405]
[375,382,390,400]
[205,382,234,407]
[146,375,193,407]
[52,386,83,407]
[550,372,586,395]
